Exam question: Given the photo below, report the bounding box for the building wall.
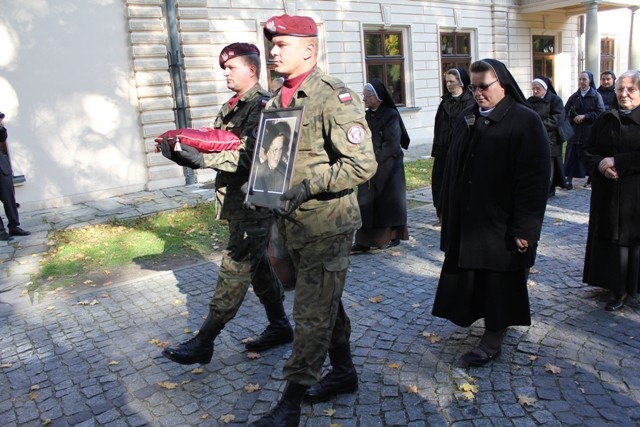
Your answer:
[1,0,630,211]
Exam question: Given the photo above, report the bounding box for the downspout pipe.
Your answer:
[165,0,195,185]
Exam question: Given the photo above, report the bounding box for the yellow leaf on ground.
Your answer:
[181,380,190,385]
[529,355,539,361]
[368,295,383,303]
[1,363,12,368]
[553,218,562,223]
[330,424,343,427]
[246,352,261,359]
[518,395,537,406]
[77,301,90,306]
[174,299,183,305]
[461,391,476,400]
[387,363,401,369]
[527,280,537,287]
[183,328,191,334]
[244,383,260,393]
[29,392,38,400]
[83,280,93,285]
[46,306,55,310]
[200,413,209,419]
[405,384,419,394]
[149,338,160,345]
[219,414,235,423]
[459,383,478,393]
[42,418,52,425]
[108,361,119,366]
[191,367,203,374]
[89,300,99,306]
[323,408,336,416]
[180,311,189,316]
[545,363,562,374]
[420,332,442,343]
[30,385,40,391]
[157,381,178,390]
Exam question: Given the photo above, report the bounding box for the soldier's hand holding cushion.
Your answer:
[159,138,205,169]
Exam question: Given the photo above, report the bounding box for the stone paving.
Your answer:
[1,179,639,426]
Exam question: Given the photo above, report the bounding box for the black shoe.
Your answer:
[0,231,14,241]
[304,367,358,403]
[605,294,627,312]
[9,227,30,236]
[461,346,501,367]
[162,334,214,365]
[245,322,293,352]
[380,239,400,249]
[249,382,308,427]
[350,244,370,253]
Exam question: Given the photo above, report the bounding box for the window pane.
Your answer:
[384,34,401,56]
[366,34,382,56]
[533,59,542,77]
[544,59,553,78]
[386,64,402,104]
[455,35,469,55]
[367,64,383,82]
[441,35,453,54]
[532,36,554,53]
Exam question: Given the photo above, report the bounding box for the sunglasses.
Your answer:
[468,80,498,92]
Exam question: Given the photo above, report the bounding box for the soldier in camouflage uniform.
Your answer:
[249,15,377,427]
[159,43,293,366]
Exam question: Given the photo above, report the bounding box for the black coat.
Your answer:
[564,87,605,145]
[432,90,476,156]
[581,106,640,246]
[357,104,407,228]
[439,95,550,271]
[527,91,565,157]
[597,85,618,110]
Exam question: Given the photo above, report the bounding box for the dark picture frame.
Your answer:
[246,107,304,209]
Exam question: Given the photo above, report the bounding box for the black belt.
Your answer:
[312,189,353,201]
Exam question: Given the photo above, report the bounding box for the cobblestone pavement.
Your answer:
[1,179,639,426]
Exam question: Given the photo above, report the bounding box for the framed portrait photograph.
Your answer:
[246,107,304,209]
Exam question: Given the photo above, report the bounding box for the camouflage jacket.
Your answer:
[267,67,377,249]
[204,83,270,220]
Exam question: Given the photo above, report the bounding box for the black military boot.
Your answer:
[249,381,308,427]
[162,314,223,365]
[245,302,293,352]
[304,343,358,403]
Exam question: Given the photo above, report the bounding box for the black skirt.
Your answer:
[432,257,531,330]
[584,238,640,297]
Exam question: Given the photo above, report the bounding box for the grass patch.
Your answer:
[30,158,433,298]
[405,157,433,191]
[30,202,227,297]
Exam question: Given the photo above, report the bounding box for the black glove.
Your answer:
[274,179,311,217]
[159,137,205,169]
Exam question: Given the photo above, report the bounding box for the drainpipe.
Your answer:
[165,0,196,185]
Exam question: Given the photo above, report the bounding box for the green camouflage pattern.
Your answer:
[266,67,377,248]
[209,217,284,323]
[266,67,377,384]
[204,83,271,221]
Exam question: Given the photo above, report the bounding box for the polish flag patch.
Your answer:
[338,92,352,103]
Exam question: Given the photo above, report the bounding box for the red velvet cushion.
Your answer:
[155,127,241,153]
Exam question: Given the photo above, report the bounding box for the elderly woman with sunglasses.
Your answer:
[581,70,640,311]
[432,59,550,366]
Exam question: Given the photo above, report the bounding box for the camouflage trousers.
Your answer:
[283,231,353,386]
[209,217,284,324]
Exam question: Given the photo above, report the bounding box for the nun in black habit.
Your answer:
[432,59,550,366]
[351,79,410,252]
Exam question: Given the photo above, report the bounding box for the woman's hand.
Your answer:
[598,157,618,180]
[515,237,529,253]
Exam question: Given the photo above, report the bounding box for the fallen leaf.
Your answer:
[89,300,99,306]
[83,280,93,285]
[46,306,55,311]
[323,408,336,416]
[518,395,537,406]
[108,361,119,366]
[330,424,344,427]
[529,355,539,362]
[459,383,478,393]
[157,381,178,390]
[527,280,537,287]
[149,338,160,345]
[157,341,169,348]
[411,303,420,308]
[420,332,442,343]
[461,390,475,400]
[174,299,183,305]
[191,367,203,374]
[244,383,260,393]
[30,385,40,391]
[42,419,52,425]
[181,380,191,385]
[183,328,191,334]
[180,311,189,317]
[368,295,383,303]
[387,362,401,369]
[219,414,235,423]
[405,384,419,394]
[246,352,261,359]
[553,218,562,223]
[544,363,562,374]
[103,270,110,275]
[529,268,540,275]
[77,300,90,306]
[1,363,12,368]
[29,392,38,400]
[200,413,209,419]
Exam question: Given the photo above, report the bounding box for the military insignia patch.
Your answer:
[338,92,352,103]
[347,125,365,144]
[221,52,229,63]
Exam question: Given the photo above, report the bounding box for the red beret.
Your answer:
[219,43,260,69]
[264,14,318,41]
